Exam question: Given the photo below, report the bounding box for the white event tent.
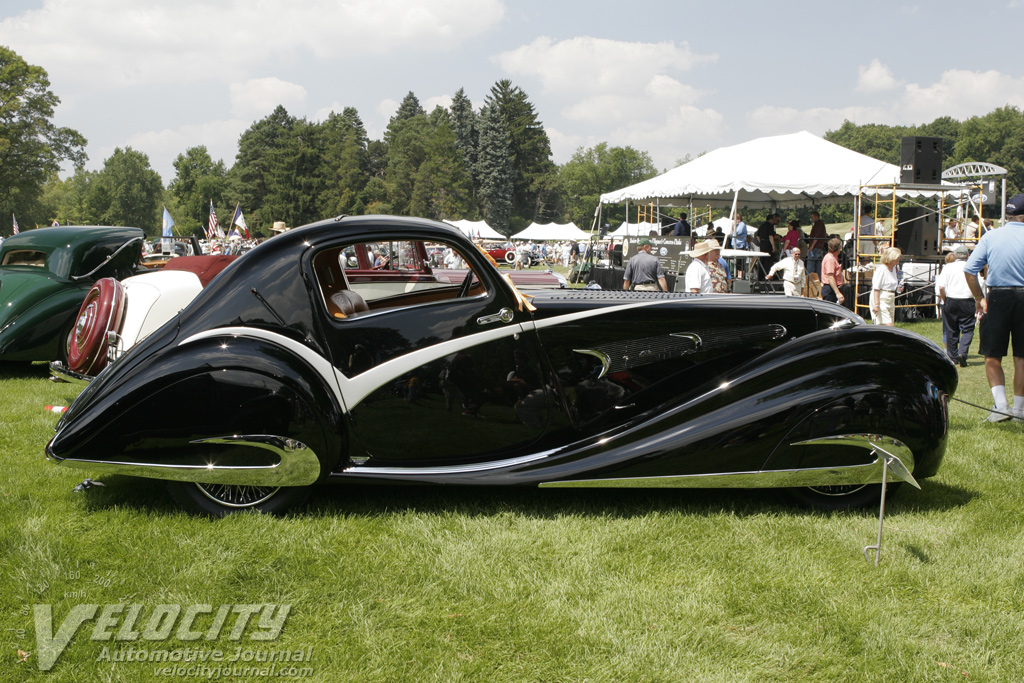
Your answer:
[510,221,590,241]
[600,131,958,210]
[446,219,505,241]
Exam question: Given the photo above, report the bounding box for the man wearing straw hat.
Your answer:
[622,238,667,291]
[684,239,721,294]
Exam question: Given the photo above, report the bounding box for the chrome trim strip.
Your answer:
[50,435,320,486]
[343,449,556,476]
[669,332,703,349]
[571,348,612,378]
[539,434,917,490]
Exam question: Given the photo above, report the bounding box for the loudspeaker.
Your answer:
[900,136,943,184]
[896,207,940,255]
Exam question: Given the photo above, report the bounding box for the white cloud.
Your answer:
[229,78,307,119]
[423,94,453,112]
[857,59,902,92]
[0,0,505,90]
[746,105,886,137]
[107,119,250,183]
[495,36,716,97]
[900,69,1024,121]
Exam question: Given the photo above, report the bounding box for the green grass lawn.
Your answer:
[2,319,1023,682]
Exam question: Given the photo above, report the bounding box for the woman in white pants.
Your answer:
[871,247,902,326]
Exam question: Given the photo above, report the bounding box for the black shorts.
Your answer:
[979,288,1024,358]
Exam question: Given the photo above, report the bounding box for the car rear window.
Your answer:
[1,249,48,267]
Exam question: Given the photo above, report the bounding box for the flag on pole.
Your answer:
[228,225,243,240]
[12,214,19,235]
[231,204,250,239]
[208,200,222,240]
[162,207,175,237]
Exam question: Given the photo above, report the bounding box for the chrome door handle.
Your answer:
[477,307,515,325]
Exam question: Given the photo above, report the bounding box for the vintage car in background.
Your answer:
[47,215,957,516]
[485,242,544,268]
[0,226,145,363]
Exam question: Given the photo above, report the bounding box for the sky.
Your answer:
[2,0,1023,185]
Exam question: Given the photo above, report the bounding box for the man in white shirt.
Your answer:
[766,247,807,296]
[937,245,976,367]
[684,239,720,293]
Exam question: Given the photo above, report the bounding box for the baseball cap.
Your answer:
[1006,193,1024,214]
[638,238,652,247]
[953,245,969,258]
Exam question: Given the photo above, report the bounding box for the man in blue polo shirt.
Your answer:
[965,193,1024,422]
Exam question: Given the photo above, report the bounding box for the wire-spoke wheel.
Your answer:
[167,481,311,517]
[787,483,898,510]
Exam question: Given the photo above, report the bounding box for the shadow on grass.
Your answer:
[0,360,52,380]
[75,474,976,520]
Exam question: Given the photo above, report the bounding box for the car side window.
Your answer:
[313,238,487,320]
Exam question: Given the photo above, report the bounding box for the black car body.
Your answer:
[46,216,957,515]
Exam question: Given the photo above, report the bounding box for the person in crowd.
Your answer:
[858,204,876,255]
[782,219,803,256]
[807,211,828,276]
[870,246,903,326]
[622,238,667,291]
[684,239,720,294]
[709,249,731,293]
[754,213,781,278]
[821,237,845,306]
[732,213,749,250]
[672,213,692,238]
[964,192,1024,422]
[756,213,780,254]
[767,246,806,296]
[936,251,957,346]
[944,219,961,244]
[936,245,977,368]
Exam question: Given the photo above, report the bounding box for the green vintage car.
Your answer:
[0,226,145,362]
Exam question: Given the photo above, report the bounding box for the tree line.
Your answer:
[2,44,1022,239]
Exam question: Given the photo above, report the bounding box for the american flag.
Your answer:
[208,200,219,240]
[12,213,18,235]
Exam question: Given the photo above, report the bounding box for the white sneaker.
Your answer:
[985,406,1012,423]
[1014,409,1024,422]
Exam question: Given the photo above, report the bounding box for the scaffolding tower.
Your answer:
[852,183,980,320]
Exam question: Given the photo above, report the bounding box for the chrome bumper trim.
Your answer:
[48,435,320,486]
[48,361,93,386]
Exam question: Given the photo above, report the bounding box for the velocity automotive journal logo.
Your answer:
[31,603,291,671]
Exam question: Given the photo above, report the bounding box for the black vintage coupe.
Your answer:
[47,216,957,516]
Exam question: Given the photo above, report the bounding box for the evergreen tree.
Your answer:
[484,80,556,226]
[449,87,480,204]
[231,105,297,226]
[409,121,475,221]
[319,109,369,216]
[476,106,513,234]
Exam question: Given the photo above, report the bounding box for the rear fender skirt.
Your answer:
[47,435,320,486]
[538,434,918,489]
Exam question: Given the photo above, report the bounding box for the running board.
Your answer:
[539,434,918,489]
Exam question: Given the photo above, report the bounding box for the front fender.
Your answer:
[47,333,345,486]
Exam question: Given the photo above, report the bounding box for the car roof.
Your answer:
[0,226,144,279]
